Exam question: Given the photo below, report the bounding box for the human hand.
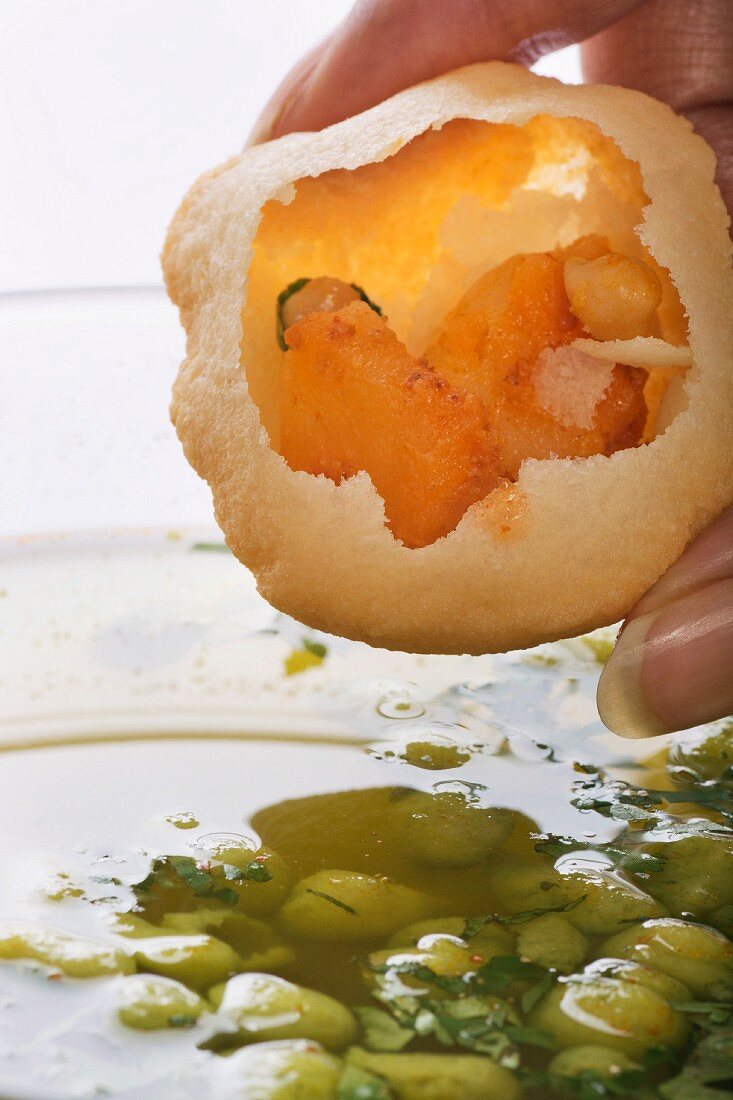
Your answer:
[251,0,733,737]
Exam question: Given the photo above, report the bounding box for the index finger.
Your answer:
[252,0,645,141]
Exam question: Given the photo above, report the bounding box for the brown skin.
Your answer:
[251,0,733,736]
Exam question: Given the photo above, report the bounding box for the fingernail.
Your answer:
[598,579,733,738]
[597,614,670,738]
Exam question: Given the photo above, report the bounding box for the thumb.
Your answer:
[597,504,733,737]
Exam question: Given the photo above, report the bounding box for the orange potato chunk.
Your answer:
[426,252,648,477]
[280,301,503,548]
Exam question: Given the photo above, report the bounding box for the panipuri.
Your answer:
[164,63,733,654]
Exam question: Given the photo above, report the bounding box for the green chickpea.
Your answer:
[516,914,588,973]
[364,934,476,996]
[346,1048,521,1100]
[0,922,134,978]
[133,933,240,989]
[640,835,733,917]
[388,791,514,868]
[557,856,667,935]
[212,1039,341,1099]
[600,918,733,997]
[210,972,356,1051]
[160,909,295,973]
[530,975,689,1057]
[192,833,292,916]
[116,974,204,1030]
[278,870,437,942]
[549,1045,642,1077]
[583,958,691,1002]
[386,917,515,959]
[489,856,578,912]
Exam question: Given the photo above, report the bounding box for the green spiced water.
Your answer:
[0,707,731,1099]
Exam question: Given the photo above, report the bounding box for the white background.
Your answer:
[0,1,580,293]
[0,2,579,538]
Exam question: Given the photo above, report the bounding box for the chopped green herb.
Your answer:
[354,1007,414,1052]
[189,542,230,553]
[534,833,666,875]
[670,1002,733,1027]
[221,860,273,884]
[167,1014,198,1029]
[660,1028,733,1098]
[134,853,271,908]
[276,278,310,350]
[338,1064,393,1100]
[305,888,357,915]
[284,640,328,676]
[526,1066,647,1098]
[461,895,586,939]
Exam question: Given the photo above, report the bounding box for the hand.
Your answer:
[251,0,733,738]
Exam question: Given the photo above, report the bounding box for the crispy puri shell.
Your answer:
[164,63,733,655]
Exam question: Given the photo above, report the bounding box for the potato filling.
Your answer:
[278,237,659,548]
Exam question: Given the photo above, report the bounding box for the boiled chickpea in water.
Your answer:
[209,972,357,1051]
[277,870,438,942]
[600,917,733,997]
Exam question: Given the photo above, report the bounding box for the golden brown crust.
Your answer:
[164,62,733,655]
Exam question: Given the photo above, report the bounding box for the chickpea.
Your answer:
[160,908,294,973]
[490,856,577,913]
[563,252,662,341]
[277,870,437,943]
[210,972,356,1052]
[386,917,515,960]
[583,957,691,1002]
[364,934,477,999]
[640,834,733,917]
[530,975,689,1057]
[346,1048,521,1100]
[212,1038,342,1099]
[516,914,588,973]
[388,791,514,868]
[281,277,362,330]
[600,918,733,997]
[133,933,240,990]
[116,974,204,1030]
[557,856,667,935]
[0,922,134,978]
[549,1044,642,1078]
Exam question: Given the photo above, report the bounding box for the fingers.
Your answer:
[251,0,644,141]
[598,504,733,736]
[581,0,733,214]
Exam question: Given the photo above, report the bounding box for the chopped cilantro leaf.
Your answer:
[660,1028,733,1098]
[305,888,357,915]
[526,1066,647,1098]
[354,1007,414,1052]
[462,895,585,939]
[133,853,272,909]
[338,1064,393,1100]
[189,542,231,553]
[167,1014,198,1028]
